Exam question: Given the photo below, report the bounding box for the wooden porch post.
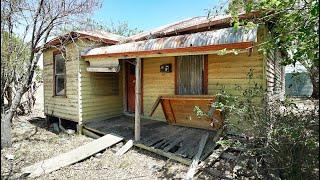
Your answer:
[135,58,141,141]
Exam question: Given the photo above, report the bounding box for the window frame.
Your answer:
[53,50,67,97]
[174,55,208,95]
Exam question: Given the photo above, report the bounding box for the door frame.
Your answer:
[124,59,144,114]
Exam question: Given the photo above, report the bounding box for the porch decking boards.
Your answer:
[83,115,218,164]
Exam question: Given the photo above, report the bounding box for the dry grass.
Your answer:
[1,112,192,179]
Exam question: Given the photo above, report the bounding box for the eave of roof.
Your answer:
[37,31,127,52]
[82,26,257,59]
[83,42,253,59]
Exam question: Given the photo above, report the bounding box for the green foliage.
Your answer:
[193,106,209,118]
[73,18,142,37]
[211,69,265,133]
[217,48,240,56]
[196,69,319,178]
[1,31,31,87]
[258,100,318,179]
[106,21,143,37]
[221,0,319,98]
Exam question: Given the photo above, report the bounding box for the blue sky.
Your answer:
[93,0,219,31]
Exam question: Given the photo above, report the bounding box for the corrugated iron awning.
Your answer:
[82,26,257,59]
[86,59,120,72]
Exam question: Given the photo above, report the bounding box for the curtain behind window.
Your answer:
[176,55,204,95]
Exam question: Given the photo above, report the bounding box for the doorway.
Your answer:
[126,60,136,112]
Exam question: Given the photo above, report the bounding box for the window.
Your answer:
[54,51,66,96]
[176,55,207,95]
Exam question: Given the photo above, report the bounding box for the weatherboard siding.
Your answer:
[207,51,264,96]
[142,52,264,121]
[43,43,80,121]
[265,50,285,103]
[143,57,175,120]
[80,59,124,122]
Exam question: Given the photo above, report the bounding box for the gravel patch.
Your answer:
[1,113,191,180]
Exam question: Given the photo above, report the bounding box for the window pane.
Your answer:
[55,54,65,74]
[56,75,65,96]
[177,55,204,95]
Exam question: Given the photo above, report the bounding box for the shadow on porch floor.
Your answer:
[83,115,219,165]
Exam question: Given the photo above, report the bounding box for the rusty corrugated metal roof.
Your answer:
[83,26,257,58]
[41,30,127,51]
[128,11,261,41]
[128,16,208,41]
[74,30,127,42]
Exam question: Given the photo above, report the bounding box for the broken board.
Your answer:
[116,140,133,156]
[21,134,123,178]
[185,133,209,180]
[150,95,223,130]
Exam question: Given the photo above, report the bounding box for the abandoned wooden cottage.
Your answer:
[42,12,285,164]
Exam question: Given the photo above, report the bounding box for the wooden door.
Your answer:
[127,62,136,112]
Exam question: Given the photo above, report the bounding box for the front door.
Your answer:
[127,61,136,112]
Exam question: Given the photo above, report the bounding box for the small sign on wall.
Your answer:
[160,64,172,73]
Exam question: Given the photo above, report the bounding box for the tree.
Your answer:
[209,0,319,98]
[75,18,143,37]
[1,0,101,148]
[105,21,143,37]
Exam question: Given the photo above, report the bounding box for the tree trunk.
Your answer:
[310,66,319,99]
[311,78,319,99]
[1,84,25,148]
[1,115,12,148]
[5,86,13,107]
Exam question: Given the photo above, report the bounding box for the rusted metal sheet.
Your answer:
[128,16,208,41]
[84,26,257,57]
[128,11,261,41]
[150,95,223,130]
[42,31,126,51]
[75,30,127,42]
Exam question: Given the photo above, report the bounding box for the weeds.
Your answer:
[196,70,319,179]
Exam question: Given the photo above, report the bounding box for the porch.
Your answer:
[82,115,220,165]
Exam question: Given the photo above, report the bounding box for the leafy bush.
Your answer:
[198,70,319,179]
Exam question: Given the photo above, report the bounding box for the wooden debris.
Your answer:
[116,140,133,156]
[21,134,123,178]
[185,132,209,180]
[199,127,224,161]
[82,128,101,139]
[134,143,192,165]
[198,145,229,171]
[84,115,219,165]
[163,138,183,152]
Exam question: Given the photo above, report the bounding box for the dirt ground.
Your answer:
[2,85,231,180]
[1,113,252,180]
[1,112,193,179]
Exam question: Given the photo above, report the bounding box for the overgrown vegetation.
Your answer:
[209,0,319,98]
[196,70,319,179]
[201,1,320,178]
